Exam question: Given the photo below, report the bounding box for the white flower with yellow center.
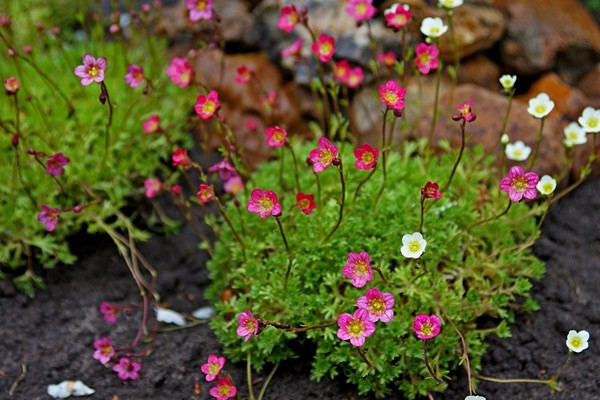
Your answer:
[563,122,587,147]
[566,330,589,353]
[438,0,463,8]
[578,107,600,133]
[465,396,486,400]
[499,74,517,91]
[527,93,554,119]
[536,175,556,196]
[505,140,531,161]
[500,133,510,145]
[401,232,427,259]
[420,17,448,38]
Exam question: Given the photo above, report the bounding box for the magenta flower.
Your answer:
[333,60,351,84]
[195,90,220,120]
[345,0,376,22]
[112,357,141,381]
[45,153,70,176]
[357,288,395,323]
[37,205,60,232]
[265,126,287,148]
[415,43,439,75]
[336,308,376,347]
[224,176,244,196]
[200,354,225,382]
[99,301,119,324]
[413,314,442,340]
[421,182,441,199]
[172,148,191,168]
[296,192,316,215]
[452,98,477,122]
[342,251,373,288]
[74,53,106,86]
[236,310,259,342]
[384,3,411,30]
[196,184,214,204]
[379,80,407,111]
[144,177,162,198]
[92,337,115,365]
[246,189,281,218]
[166,57,193,88]
[277,4,300,33]
[311,34,335,63]
[185,0,214,22]
[209,376,237,400]
[309,137,339,173]
[4,77,19,94]
[235,65,253,84]
[281,38,303,58]
[346,66,364,89]
[124,64,145,88]
[378,51,397,68]
[143,115,161,134]
[208,159,238,180]
[499,166,539,202]
[354,144,379,170]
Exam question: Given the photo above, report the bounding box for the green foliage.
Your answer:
[207,140,545,398]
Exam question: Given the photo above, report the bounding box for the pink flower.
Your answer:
[236,310,259,342]
[124,64,145,88]
[311,34,335,63]
[144,178,162,198]
[309,137,339,173]
[265,126,287,147]
[22,44,32,54]
[452,98,476,122]
[342,251,373,288]
[333,60,351,84]
[345,0,376,22]
[354,144,379,170]
[336,308,376,347]
[143,115,161,134]
[378,51,397,68]
[413,314,442,340]
[93,337,115,365]
[73,53,107,86]
[195,90,220,120]
[37,205,60,232]
[208,159,238,180]
[277,5,300,33]
[209,377,237,400]
[296,192,316,215]
[200,354,225,382]
[112,357,141,381]
[196,184,214,204]
[4,77,19,94]
[166,57,193,88]
[99,301,119,324]
[379,80,406,111]
[384,3,411,30]
[346,66,364,89]
[357,288,395,322]
[281,38,303,59]
[499,166,539,202]
[235,65,253,84]
[415,43,439,75]
[261,90,277,111]
[45,153,70,176]
[185,0,214,22]
[421,182,441,199]
[224,176,244,196]
[172,148,191,168]
[109,24,120,34]
[172,184,183,196]
[246,189,281,218]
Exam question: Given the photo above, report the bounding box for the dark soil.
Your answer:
[1,177,599,400]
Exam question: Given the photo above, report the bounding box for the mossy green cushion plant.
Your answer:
[206,138,545,398]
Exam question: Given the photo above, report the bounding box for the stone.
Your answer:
[457,54,501,91]
[577,63,600,105]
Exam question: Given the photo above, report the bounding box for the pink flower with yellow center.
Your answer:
[378,51,397,68]
[265,126,287,147]
[281,38,303,59]
[452,98,476,122]
[296,192,316,215]
[421,181,441,199]
[144,177,162,198]
[224,176,244,196]
[336,308,376,347]
[37,205,60,232]
[45,153,70,176]
[235,65,253,84]
[172,147,191,168]
[124,64,145,88]
[342,251,373,288]
[354,143,379,170]
[143,115,161,134]
[99,301,118,324]
[384,3,411,30]
[208,158,238,180]
[113,357,141,381]
[345,0,376,22]
[185,0,214,22]
[236,310,259,342]
[413,314,442,340]
[499,166,539,202]
[93,337,115,365]
[73,53,107,86]
[346,66,364,89]
[247,188,282,218]
[209,377,237,400]
[311,33,335,63]
[333,60,351,84]
[196,184,214,204]
[357,288,395,323]
[200,354,225,382]
[309,137,339,173]
[379,80,406,111]
[166,57,193,88]
[4,77,19,94]
[277,4,300,33]
[195,90,220,120]
[415,43,439,75]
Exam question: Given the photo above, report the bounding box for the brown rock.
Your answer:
[577,63,600,105]
[457,55,501,91]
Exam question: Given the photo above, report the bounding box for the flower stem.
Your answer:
[275,215,293,287]
[352,163,377,205]
[381,108,390,178]
[214,196,247,262]
[246,351,256,400]
[257,362,279,400]
[324,159,345,242]
[426,62,443,150]
[286,142,302,193]
[450,198,512,243]
[528,117,546,170]
[443,120,466,193]
[100,82,114,165]
[423,340,443,383]
[418,196,426,233]
[497,90,515,147]
[439,306,473,395]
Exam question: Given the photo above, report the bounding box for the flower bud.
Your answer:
[99,92,107,104]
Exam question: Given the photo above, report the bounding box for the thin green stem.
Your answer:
[426,62,443,150]
[450,199,512,243]
[423,340,443,383]
[528,117,546,170]
[275,216,293,287]
[247,351,256,400]
[381,108,390,178]
[439,306,472,395]
[286,142,301,193]
[324,159,345,242]
[214,196,247,262]
[352,164,377,205]
[257,362,280,400]
[443,120,466,193]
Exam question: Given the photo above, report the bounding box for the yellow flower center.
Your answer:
[197,0,207,11]
[512,149,523,158]
[202,101,215,115]
[430,27,440,34]
[588,118,598,128]
[319,42,332,55]
[384,91,398,104]
[355,3,367,15]
[88,67,98,77]
[319,149,334,165]
[511,176,528,192]
[355,260,368,273]
[208,363,220,376]
[535,105,546,115]
[102,346,112,355]
[369,298,385,314]
[361,152,374,164]
[299,199,310,209]
[394,15,406,25]
[408,240,421,253]
[419,53,431,65]
[347,319,364,336]
[180,70,191,84]
[259,196,273,212]
[542,183,554,193]
[273,130,284,142]
[570,337,582,348]
[218,386,231,396]
[420,322,433,335]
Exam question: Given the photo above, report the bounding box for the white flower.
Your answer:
[536,175,556,196]
[401,232,427,258]
[465,396,486,400]
[563,122,587,147]
[438,0,463,8]
[566,330,590,353]
[577,106,600,133]
[156,307,186,326]
[48,380,95,398]
[505,140,531,161]
[527,92,554,118]
[500,133,510,145]
[420,17,448,38]
[499,74,517,91]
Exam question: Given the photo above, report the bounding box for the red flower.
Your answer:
[45,153,70,176]
[311,34,335,63]
[421,182,441,199]
[379,80,406,111]
[99,301,119,324]
[354,144,379,170]
[4,77,19,94]
[265,126,287,147]
[172,148,191,168]
[296,192,316,215]
[452,98,476,122]
[499,166,539,202]
[113,357,141,381]
[200,354,225,382]
[235,65,253,84]
[143,115,161,134]
[209,376,237,400]
[277,5,300,33]
[378,51,397,68]
[196,184,214,204]
[384,3,411,30]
